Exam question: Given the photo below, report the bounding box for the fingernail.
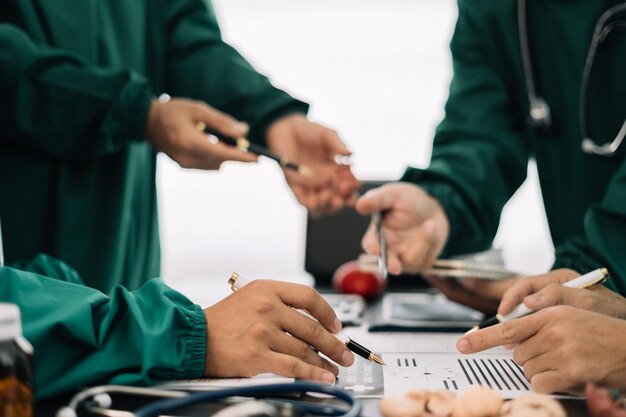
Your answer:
[457,338,470,353]
[322,372,336,384]
[342,350,355,366]
[333,318,342,333]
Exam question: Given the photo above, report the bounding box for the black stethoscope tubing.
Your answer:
[131,382,361,417]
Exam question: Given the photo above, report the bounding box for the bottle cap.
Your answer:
[0,303,22,341]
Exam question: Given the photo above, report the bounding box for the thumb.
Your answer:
[322,128,351,156]
[356,185,398,215]
[195,104,248,139]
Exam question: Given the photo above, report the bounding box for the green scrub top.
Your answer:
[403,0,626,294]
[0,0,308,292]
[0,0,307,400]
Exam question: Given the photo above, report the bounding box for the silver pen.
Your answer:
[228,272,385,365]
[372,212,388,279]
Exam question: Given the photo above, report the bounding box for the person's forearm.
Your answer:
[163,0,308,146]
[0,260,205,400]
[0,24,153,160]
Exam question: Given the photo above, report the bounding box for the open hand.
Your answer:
[266,114,360,215]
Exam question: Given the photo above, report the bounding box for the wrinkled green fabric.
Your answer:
[0,0,308,291]
[1,255,207,400]
[0,0,309,401]
[402,0,626,294]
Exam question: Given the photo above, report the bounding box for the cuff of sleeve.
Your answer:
[247,100,309,147]
[110,72,154,144]
[179,303,207,379]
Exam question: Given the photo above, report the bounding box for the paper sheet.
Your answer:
[159,373,294,391]
[337,352,532,399]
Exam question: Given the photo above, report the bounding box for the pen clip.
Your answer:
[228,272,240,292]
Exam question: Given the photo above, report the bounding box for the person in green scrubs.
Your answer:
[356,0,626,394]
[0,0,359,400]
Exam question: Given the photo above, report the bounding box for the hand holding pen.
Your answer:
[147,96,258,170]
[196,122,313,177]
[203,277,356,384]
[466,267,610,333]
[229,273,384,366]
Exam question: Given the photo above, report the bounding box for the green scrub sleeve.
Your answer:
[0,24,153,160]
[164,0,309,146]
[552,159,626,295]
[400,0,530,257]
[0,255,207,400]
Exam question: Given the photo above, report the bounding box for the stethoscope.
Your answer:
[519,0,626,156]
[56,382,362,417]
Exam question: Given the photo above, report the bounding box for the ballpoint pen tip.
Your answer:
[370,353,385,366]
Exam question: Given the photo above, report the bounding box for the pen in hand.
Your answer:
[196,122,313,177]
[228,272,385,366]
[466,267,609,334]
[373,212,388,279]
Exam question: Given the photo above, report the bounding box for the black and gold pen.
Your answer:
[228,272,385,366]
[196,122,313,177]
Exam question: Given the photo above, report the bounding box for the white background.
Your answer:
[157,0,554,301]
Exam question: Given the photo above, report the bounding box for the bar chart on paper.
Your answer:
[338,353,532,399]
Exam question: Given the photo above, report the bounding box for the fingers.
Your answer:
[355,185,399,216]
[529,370,566,394]
[273,281,341,333]
[362,219,403,275]
[399,219,436,272]
[522,285,586,311]
[498,270,577,315]
[425,276,500,314]
[456,312,545,354]
[321,127,351,156]
[461,277,518,300]
[280,306,354,367]
[193,139,258,167]
[585,383,626,417]
[193,102,248,139]
[265,351,337,384]
[362,221,380,256]
[271,332,339,376]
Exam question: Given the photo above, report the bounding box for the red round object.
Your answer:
[332,260,385,298]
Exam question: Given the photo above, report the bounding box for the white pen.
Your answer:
[228,272,384,365]
[466,267,609,333]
